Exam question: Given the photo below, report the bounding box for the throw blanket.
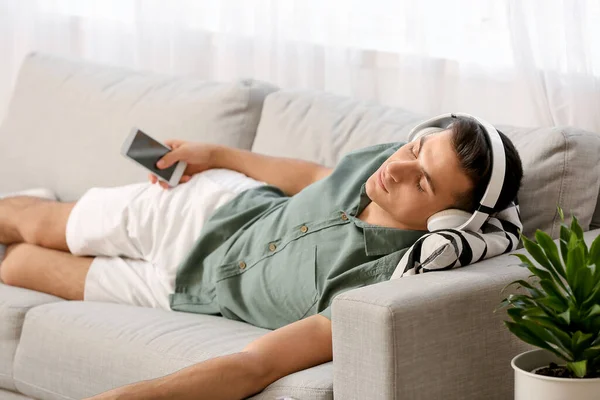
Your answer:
[391,201,522,279]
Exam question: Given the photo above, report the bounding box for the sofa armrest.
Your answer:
[331,250,534,400]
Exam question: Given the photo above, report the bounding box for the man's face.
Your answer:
[365,130,473,230]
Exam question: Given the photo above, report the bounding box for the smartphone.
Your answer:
[121,127,187,187]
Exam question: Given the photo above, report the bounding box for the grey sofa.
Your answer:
[1,53,600,400]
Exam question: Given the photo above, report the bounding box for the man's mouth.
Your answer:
[377,169,388,193]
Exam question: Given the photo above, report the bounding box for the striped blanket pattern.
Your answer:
[391,202,522,279]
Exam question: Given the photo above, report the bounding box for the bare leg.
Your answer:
[0,243,92,300]
[0,196,76,252]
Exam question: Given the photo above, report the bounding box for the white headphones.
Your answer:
[408,113,506,232]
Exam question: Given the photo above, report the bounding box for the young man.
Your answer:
[0,117,522,400]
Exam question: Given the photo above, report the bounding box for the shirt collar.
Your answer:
[350,184,427,256]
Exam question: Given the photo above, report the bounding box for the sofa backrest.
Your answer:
[252,90,600,239]
[0,53,278,201]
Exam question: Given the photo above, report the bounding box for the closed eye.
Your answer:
[410,144,427,193]
[410,145,417,158]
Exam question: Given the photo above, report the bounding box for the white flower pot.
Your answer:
[512,349,600,400]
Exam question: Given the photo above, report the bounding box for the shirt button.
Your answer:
[300,225,309,233]
[341,212,349,221]
[238,261,247,270]
[269,243,277,252]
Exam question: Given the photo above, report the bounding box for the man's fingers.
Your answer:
[180,175,191,183]
[156,148,183,169]
[164,139,184,149]
[148,174,157,184]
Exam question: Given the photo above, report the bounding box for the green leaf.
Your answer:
[574,331,594,345]
[566,243,586,296]
[513,253,536,270]
[558,309,571,325]
[581,347,600,361]
[538,298,570,314]
[507,292,538,304]
[523,235,552,269]
[582,278,600,308]
[586,316,600,337]
[567,360,587,378]
[560,225,571,265]
[536,230,567,280]
[514,252,570,297]
[571,216,584,241]
[521,308,550,318]
[506,279,544,298]
[507,307,525,321]
[568,305,583,325]
[557,207,565,222]
[519,319,573,360]
[571,331,594,356]
[568,230,580,252]
[527,264,553,282]
[538,280,568,309]
[574,266,595,306]
[505,293,534,308]
[504,321,567,360]
[587,305,600,318]
[589,264,598,280]
[589,235,600,269]
[523,235,572,296]
[523,315,567,335]
[495,298,510,312]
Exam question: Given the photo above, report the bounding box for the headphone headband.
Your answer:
[408,113,506,232]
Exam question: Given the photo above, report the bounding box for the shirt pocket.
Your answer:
[215,245,319,329]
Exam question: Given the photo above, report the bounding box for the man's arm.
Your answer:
[212,145,333,196]
[153,140,333,196]
[86,315,332,400]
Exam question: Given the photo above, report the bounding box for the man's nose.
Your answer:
[386,160,418,183]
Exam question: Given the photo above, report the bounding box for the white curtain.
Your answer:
[1,0,599,133]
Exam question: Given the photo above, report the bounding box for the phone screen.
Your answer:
[126,129,176,181]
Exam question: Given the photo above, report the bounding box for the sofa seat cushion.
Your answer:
[0,284,63,392]
[252,90,600,238]
[0,388,34,399]
[0,53,278,201]
[13,301,333,400]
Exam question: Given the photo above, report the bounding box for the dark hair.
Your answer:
[451,117,523,213]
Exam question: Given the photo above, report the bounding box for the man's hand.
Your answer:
[149,140,219,189]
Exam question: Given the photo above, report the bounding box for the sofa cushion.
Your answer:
[253,90,600,238]
[0,53,278,201]
[497,126,600,238]
[0,389,34,400]
[13,301,332,400]
[253,90,423,168]
[0,284,63,392]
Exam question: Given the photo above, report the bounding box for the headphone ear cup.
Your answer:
[427,209,473,231]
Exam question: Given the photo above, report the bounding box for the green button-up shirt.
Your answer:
[170,142,426,330]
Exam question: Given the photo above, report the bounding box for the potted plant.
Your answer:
[499,209,600,400]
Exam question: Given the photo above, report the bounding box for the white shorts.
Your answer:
[65,169,265,310]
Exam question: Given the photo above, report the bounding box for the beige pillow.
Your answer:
[0,53,278,201]
[497,126,600,238]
